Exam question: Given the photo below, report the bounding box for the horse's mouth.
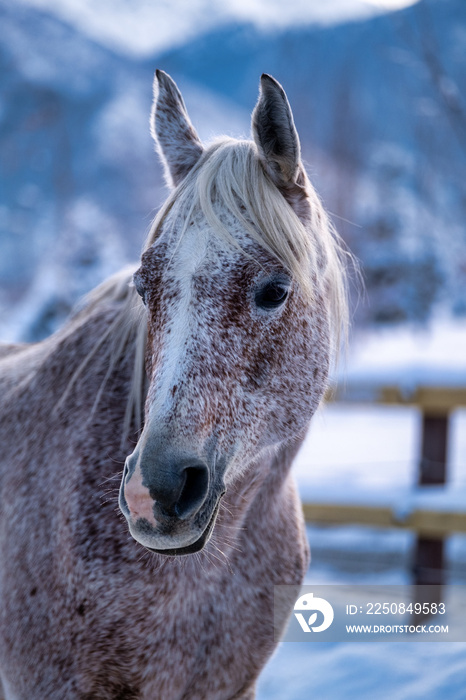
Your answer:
[147,499,222,557]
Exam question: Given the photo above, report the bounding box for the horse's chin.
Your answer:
[148,507,218,556]
[132,499,222,557]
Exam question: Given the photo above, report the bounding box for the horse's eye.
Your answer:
[133,276,147,305]
[255,282,289,310]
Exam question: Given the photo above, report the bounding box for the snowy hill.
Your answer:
[0,1,249,340]
[1,0,465,340]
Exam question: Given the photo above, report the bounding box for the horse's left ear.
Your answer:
[151,70,204,188]
[252,74,301,189]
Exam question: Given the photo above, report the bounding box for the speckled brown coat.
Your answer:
[0,72,347,699]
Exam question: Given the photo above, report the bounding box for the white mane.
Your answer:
[146,138,348,334]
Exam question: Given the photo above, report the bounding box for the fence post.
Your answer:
[413,412,448,614]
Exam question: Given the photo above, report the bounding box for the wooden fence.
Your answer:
[302,377,466,589]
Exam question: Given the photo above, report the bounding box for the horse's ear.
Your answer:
[151,70,204,188]
[252,74,301,189]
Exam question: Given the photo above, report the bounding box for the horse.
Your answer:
[0,71,348,699]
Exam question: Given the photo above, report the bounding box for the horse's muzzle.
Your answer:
[118,447,224,555]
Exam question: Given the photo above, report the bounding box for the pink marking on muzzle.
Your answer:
[124,465,158,527]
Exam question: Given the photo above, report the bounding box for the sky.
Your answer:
[16,0,422,57]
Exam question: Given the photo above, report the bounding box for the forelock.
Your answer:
[145,137,349,361]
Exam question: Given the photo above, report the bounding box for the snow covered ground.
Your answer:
[258,635,466,700]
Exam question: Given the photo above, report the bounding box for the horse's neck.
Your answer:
[0,304,137,546]
[3,303,139,457]
[0,329,62,396]
[53,304,139,448]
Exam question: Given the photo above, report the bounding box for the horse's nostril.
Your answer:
[174,465,209,520]
[140,450,211,521]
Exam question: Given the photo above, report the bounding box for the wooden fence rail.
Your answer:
[302,501,466,537]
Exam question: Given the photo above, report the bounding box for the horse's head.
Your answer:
[119,71,347,555]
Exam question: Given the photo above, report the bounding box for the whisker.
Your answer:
[99,472,123,486]
[100,496,120,506]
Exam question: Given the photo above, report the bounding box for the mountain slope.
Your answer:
[1,0,465,339]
